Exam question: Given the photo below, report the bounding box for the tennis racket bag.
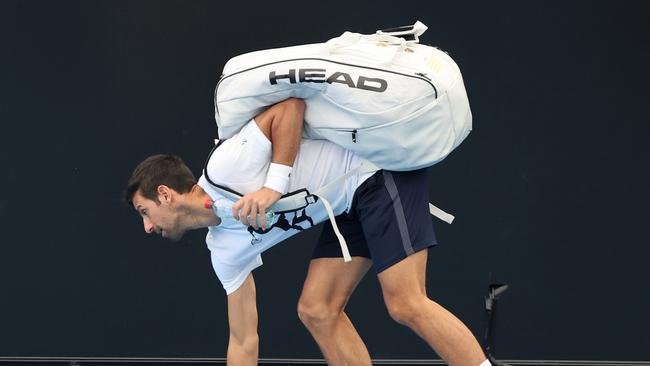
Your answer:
[214,21,472,171]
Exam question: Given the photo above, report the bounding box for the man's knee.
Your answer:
[297,297,342,329]
[384,294,428,326]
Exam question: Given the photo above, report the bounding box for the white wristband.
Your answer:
[264,163,292,194]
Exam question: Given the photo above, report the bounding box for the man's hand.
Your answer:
[232,187,282,230]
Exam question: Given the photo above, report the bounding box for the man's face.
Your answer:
[132,188,186,241]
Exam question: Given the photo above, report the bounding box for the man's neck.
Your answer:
[183,185,220,229]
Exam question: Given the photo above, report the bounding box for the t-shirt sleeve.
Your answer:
[210,251,263,295]
[205,119,273,194]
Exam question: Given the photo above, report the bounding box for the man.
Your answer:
[125,98,490,366]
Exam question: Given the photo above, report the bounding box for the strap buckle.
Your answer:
[305,195,318,205]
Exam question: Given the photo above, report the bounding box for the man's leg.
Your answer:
[351,169,488,366]
[298,256,373,366]
[377,249,487,366]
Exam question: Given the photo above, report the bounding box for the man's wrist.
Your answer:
[264,163,292,194]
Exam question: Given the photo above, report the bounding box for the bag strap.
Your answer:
[311,160,380,262]
[202,139,320,214]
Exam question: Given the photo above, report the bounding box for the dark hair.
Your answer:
[124,154,197,205]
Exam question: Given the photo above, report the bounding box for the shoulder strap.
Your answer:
[202,139,319,214]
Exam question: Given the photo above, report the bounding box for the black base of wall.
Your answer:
[1,358,650,366]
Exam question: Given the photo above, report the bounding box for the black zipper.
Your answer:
[214,57,438,116]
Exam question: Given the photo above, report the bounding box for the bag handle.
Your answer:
[325,21,428,66]
[376,20,428,43]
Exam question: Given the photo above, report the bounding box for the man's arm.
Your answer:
[232,98,305,229]
[226,273,259,366]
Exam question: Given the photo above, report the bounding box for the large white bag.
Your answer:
[214,21,472,171]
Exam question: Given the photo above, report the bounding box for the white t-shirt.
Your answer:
[197,120,372,294]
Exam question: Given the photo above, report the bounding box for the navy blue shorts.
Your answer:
[312,168,437,273]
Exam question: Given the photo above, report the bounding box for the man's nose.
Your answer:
[143,218,155,234]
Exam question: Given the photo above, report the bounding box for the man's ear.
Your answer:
[156,185,173,205]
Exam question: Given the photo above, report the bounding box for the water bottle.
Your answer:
[207,197,278,227]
